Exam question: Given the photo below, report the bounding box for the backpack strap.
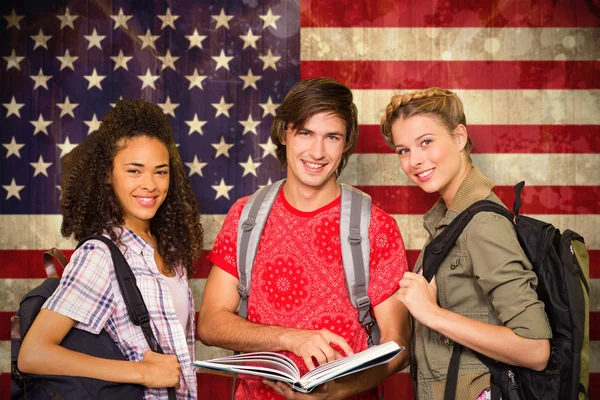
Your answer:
[236,182,379,347]
[422,200,513,400]
[423,200,512,282]
[340,184,379,346]
[77,235,177,400]
[236,179,286,319]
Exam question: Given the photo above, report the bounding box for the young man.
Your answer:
[199,78,410,399]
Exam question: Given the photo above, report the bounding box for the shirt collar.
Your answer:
[114,226,152,255]
[423,166,495,233]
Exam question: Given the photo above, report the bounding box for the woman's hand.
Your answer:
[140,350,181,388]
[395,272,441,327]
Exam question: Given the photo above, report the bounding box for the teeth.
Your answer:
[303,161,324,169]
[417,169,433,178]
[136,197,154,202]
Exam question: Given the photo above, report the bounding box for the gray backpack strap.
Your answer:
[339,184,380,347]
[236,179,286,319]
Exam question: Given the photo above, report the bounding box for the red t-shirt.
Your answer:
[207,190,408,400]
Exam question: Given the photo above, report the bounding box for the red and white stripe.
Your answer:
[2,0,598,397]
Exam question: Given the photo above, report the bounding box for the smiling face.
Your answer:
[110,136,170,232]
[391,114,469,203]
[282,111,346,192]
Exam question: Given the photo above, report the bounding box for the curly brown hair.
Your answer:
[60,99,203,276]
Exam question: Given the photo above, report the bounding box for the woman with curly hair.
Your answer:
[380,88,551,400]
[18,99,204,399]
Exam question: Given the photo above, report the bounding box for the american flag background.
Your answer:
[0,0,598,398]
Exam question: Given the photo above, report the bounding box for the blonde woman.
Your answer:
[380,88,551,400]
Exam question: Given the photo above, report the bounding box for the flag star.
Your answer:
[2,137,25,158]
[212,178,234,200]
[3,178,25,200]
[158,9,180,30]
[259,137,278,158]
[211,96,234,118]
[239,68,261,90]
[4,49,24,71]
[4,9,24,30]
[259,178,273,189]
[212,137,234,159]
[157,96,179,117]
[84,28,105,50]
[110,49,132,71]
[259,8,281,30]
[157,49,179,71]
[30,69,52,90]
[239,114,261,135]
[259,96,280,117]
[110,8,132,30]
[84,114,101,134]
[185,114,207,135]
[259,49,280,71]
[56,49,78,71]
[185,155,207,177]
[56,96,79,118]
[185,68,207,90]
[57,137,78,158]
[30,155,52,177]
[239,28,261,50]
[110,96,123,108]
[83,68,106,90]
[57,8,78,30]
[30,114,52,135]
[212,8,233,30]
[138,29,159,50]
[212,49,234,72]
[239,156,261,177]
[3,96,25,118]
[138,68,160,90]
[31,29,52,50]
[185,28,207,50]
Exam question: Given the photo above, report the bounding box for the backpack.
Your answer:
[236,179,380,347]
[11,235,177,400]
[421,181,590,400]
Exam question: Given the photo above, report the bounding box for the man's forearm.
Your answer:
[198,309,292,353]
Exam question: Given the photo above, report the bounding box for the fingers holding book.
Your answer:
[282,328,354,370]
[263,380,337,399]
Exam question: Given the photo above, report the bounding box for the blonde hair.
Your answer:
[380,88,472,159]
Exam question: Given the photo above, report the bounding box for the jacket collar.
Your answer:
[423,166,495,234]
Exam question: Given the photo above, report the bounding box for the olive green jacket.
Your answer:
[411,166,552,400]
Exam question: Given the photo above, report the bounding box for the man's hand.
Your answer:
[263,380,344,400]
[140,350,181,388]
[281,329,354,370]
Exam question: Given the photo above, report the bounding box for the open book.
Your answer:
[193,341,403,393]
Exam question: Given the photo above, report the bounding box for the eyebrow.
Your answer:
[297,128,344,136]
[394,133,433,149]
[125,162,169,168]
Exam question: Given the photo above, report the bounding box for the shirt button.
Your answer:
[440,335,453,346]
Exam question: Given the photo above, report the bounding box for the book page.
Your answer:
[193,351,300,383]
[298,341,404,390]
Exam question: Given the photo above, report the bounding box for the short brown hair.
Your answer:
[380,87,472,159]
[270,78,359,176]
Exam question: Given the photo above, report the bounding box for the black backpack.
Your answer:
[421,182,590,400]
[11,235,177,400]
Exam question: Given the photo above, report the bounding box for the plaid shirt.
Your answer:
[44,227,197,399]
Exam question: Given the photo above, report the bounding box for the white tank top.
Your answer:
[163,274,190,331]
